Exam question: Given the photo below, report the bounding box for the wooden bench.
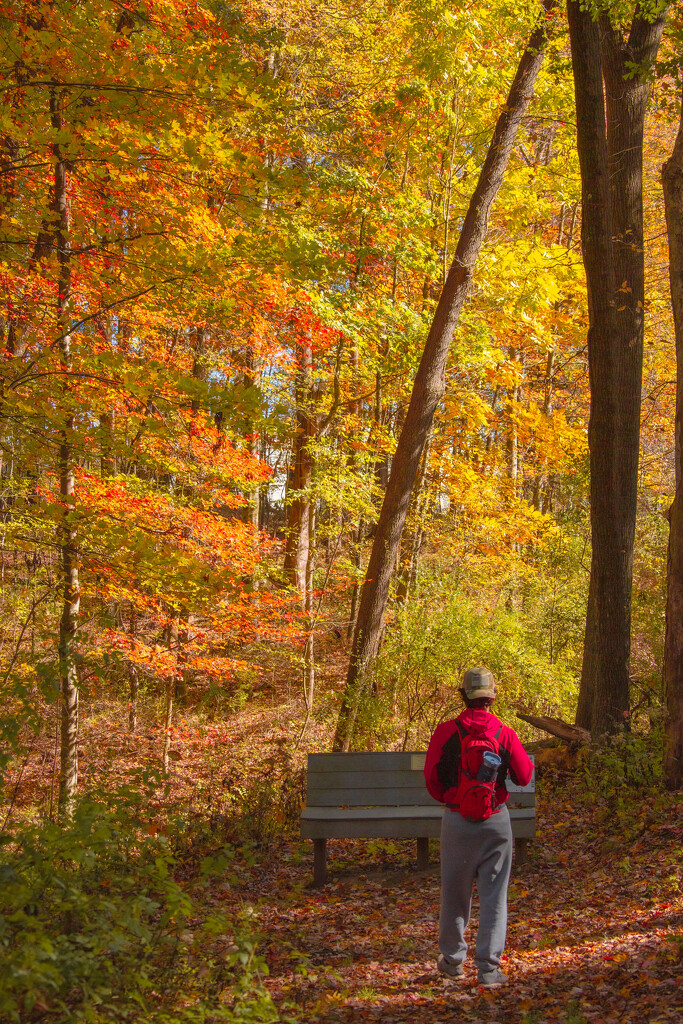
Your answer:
[301,750,535,886]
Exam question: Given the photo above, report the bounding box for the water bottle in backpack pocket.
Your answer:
[477,750,502,782]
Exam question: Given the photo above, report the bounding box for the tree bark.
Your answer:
[567,1,666,736]
[662,99,683,789]
[283,334,314,594]
[332,2,555,751]
[303,501,316,712]
[52,92,80,817]
[396,431,432,605]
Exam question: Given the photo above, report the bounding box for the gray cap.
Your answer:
[463,666,496,699]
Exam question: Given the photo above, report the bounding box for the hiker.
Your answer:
[424,666,533,988]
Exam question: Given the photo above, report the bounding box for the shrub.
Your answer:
[0,780,280,1023]
[360,587,579,749]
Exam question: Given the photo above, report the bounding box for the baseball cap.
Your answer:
[462,666,496,699]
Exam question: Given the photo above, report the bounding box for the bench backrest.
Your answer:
[306,751,535,809]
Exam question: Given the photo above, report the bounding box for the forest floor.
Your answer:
[223,789,683,1024]
[8,698,683,1024]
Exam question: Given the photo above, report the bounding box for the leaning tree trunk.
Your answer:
[332,0,556,751]
[662,104,683,790]
[567,1,666,737]
[52,92,80,817]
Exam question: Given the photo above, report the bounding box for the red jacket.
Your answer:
[424,709,533,808]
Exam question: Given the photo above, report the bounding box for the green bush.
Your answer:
[578,726,664,801]
[227,740,305,847]
[0,781,281,1023]
[361,586,579,749]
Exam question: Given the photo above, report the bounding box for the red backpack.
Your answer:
[449,721,503,822]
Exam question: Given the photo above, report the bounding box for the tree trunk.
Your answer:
[247,371,261,532]
[303,502,316,712]
[567,1,666,736]
[532,349,555,510]
[396,431,432,605]
[347,519,364,640]
[128,603,138,734]
[507,346,520,495]
[162,613,178,773]
[662,101,683,789]
[332,3,555,751]
[52,92,80,817]
[283,334,314,594]
[100,412,115,478]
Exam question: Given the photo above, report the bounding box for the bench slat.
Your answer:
[308,752,427,772]
[306,787,536,808]
[307,753,535,792]
[307,786,440,807]
[308,770,535,792]
[302,806,535,821]
[307,769,433,790]
[301,815,536,841]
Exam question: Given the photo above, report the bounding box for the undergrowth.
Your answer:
[0,770,283,1024]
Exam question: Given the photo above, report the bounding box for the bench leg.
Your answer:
[514,837,529,867]
[313,838,327,886]
[416,836,429,871]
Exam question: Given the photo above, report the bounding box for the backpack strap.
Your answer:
[435,720,465,794]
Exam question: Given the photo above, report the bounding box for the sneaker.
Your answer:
[478,968,508,988]
[437,954,465,978]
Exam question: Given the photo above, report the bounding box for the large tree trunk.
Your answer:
[332,2,555,751]
[567,2,666,737]
[53,91,80,816]
[396,431,432,605]
[662,104,683,790]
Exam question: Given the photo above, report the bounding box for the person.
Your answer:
[424,666,533,988]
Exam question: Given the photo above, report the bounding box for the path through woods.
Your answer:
[220,794,682,1023]
[7,704,681,1022]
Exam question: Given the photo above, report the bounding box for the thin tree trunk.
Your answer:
[52,91,80,817]
[346,338,364,638]
[533,349,555,510]
[332,3,555,751]
[567,1,666,736]
[176,608,191,704]
[191,325,206,415]
[247,364,261,532]
[162,675,174,774]
[162,613,178,773]
[128,603,138,734]
[508,346,519,494]
[347,519,364,640]
[100,412,115,478]
[662,99,683,789]
[283,334,314,594]
[303,502,316,712]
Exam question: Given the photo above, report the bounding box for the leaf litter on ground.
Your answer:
[213,785,682,1024]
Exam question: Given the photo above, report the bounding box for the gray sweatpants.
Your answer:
[439,804,513,973]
